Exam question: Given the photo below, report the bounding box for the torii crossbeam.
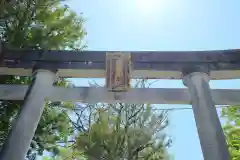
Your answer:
[0,44,236,160]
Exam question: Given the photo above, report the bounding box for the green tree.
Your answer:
[72,80,171,160]
[0,0,86,159]
[222,106,240,160]
[42,147,85,160]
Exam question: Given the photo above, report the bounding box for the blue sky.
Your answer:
[65,0,240,160]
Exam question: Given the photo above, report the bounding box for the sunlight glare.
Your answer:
[136,0,162,13]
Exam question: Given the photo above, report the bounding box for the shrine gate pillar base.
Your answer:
[0,70,56,160]
[183,72,230,160]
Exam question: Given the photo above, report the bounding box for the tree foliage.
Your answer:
[0,0,86,159]
[1,0,86,49]
[222,106,240,160]
[65,80,172,160]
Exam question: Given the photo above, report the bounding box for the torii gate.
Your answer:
[0,43,238,160]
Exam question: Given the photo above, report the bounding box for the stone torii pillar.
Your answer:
[183,72,230,160]
[0,69,56,160]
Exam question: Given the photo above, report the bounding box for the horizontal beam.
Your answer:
[3,46,240,63]
[0,84,240,105]
[1,67,240,80]
[2,47,240,79]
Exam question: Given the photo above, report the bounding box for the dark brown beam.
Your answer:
[3,46,240,63]
[2,46,240,79]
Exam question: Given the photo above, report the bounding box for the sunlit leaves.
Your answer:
[0,0,86,159]
[222,106,240,159]
[2,0,86,49]
[74,80,171,160]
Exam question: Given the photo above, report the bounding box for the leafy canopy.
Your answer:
[0,0,86,159]
[222,106,240,160]
[68,80,172,160]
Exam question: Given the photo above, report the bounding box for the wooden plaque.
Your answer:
[105,52,131,92]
